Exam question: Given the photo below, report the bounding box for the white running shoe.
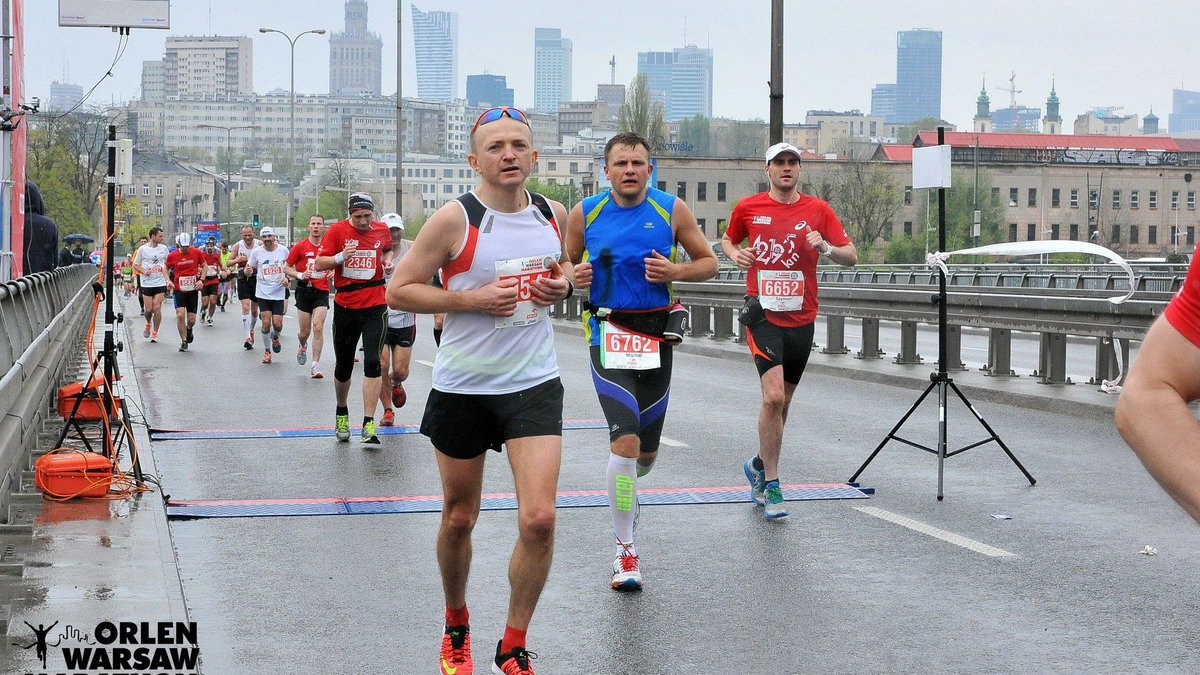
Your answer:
[610,544,643,591]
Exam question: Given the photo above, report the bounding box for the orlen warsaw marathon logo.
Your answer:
[13,620,199,675]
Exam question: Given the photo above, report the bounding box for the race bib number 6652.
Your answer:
[758,269,804,312]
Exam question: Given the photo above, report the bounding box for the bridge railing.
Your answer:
[0,266,98,520]
[558,263,1180,388]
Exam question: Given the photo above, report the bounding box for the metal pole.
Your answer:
[225,129,232,222]
[768,0,783,144]
[289,39,296,246]
[395,0,403,218]
[104,125,117,383]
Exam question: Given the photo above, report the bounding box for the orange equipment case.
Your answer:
[57,377,122,421]
[34,450,113,498]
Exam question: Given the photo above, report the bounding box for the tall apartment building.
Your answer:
[636,46,713,122]
[596,83,625,120]
[411,6,458,101]
[466,74,513,107]
[895,29,941,124]
[163,36,253,99]
[141,60,165,102]
[533,28,572,113]
[1169,89,1200,133]
[871,83,897,123]
[329,0,382,95]
[48,81,84,112]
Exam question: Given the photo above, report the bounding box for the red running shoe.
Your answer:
[440,624,471,675]
[392,383,407,408]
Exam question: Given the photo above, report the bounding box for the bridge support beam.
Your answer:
[893,320,923,364]
[855,318,883,360]
[687,304,710,338]
[1089,336,1129,387]
[984,327,1018,377]
[1036,332,1073,385]
[712,307,735,341]
[822,315,850,355]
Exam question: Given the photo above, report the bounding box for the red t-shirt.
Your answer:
[201,249,221,286]
[287,237,331,291]
[725,191,851,327]
[166,248,206,293]
[318,218,392,308]
[1163,243,1200,346]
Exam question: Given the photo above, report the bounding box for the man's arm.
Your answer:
[387,202,519,316]
[530,200,573,305]
[645,199,717,284]
[565,202,594,289]
[1116,315,1200,522]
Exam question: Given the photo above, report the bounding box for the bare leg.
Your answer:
[503,435,562,630]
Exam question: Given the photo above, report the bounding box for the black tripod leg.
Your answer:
[850,380,938,482]
[949,381,1036,486]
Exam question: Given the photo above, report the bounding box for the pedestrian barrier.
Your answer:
[0,266,99,520]
[557,263,1178,387]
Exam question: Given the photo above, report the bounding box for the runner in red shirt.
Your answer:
[1117,243,1200,522]
[199,236,222,326]
[165,232,208,352]
[285,214,331,378]
[314,193,394,443]
[722,142,858,519]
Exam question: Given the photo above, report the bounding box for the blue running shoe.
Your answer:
[744,457,765,506]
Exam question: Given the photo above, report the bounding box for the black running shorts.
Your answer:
[745,321,815,384]
[421,378,564,460]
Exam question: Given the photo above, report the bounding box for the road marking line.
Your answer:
[416,359,434,367]
[657,436,688,448]
[853,506,1016,558]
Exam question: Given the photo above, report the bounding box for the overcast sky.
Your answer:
[27,1,1200,130]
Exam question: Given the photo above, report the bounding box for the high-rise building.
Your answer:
[329,0,382,95]
[596,83,625,120]
[993,105,1041,133]
[467,74,513,108]
[141,60,165,102]
[871,83,897,122]
[411,6,458,101]
[1169,89,1200,133]
[163,36,253,99]
[48,81,84,112]
[636,45,714,122]
[895,29,941,124]
[534,28,572,113]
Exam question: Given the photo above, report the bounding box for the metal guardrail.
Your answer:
[0,265,98,520]
[561,263,1182,389]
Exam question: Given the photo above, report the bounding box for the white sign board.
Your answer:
[59,0,170,29]
[912,144,952,189]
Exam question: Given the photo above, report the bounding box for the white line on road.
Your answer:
[853,506,1016,558]
[657,436,688,448]
[416,359,435,368]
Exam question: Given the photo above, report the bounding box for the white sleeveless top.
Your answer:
[433,191,562,394]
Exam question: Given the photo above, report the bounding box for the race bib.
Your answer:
[177,275,197,292]
[261,263,285,282]
[342,250,376,280]
[600,322,661,370]
[494,254,554,329]
[758,269,804,312]
[145,263,165,277]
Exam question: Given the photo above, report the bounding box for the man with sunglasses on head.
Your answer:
[565,131,716,592]
[388,106,572,675]
[315,193,394,443]
[245,227,290,365]
[722,142,857,519]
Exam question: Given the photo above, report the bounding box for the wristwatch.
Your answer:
[821,242,834,255]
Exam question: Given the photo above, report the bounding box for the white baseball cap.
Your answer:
[259,226,275,237]
[381,212,405,231]
[765,142,804,163]
[176,232,192,247]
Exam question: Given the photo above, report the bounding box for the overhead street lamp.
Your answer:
[258,26,326,246]
[196,123,260,222]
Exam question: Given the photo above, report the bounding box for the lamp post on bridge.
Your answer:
[258,26,326,248]
[196,123,260,223]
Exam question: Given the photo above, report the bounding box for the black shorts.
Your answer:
[236,274,257,300]
[421,378,564,460]
[172,290,200,314]
[746,320,815,384]
[201,282,219,297]
[141,285,166,298]
[385,325,416,347]
[295,284,330,314]
[257,297,286,315]
[588,344,673,451]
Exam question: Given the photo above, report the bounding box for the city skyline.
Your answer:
[29,1,1200,132]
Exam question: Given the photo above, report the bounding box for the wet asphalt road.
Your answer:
[127,299,1200,674]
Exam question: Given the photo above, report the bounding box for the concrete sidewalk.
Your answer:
[0,298,191,675]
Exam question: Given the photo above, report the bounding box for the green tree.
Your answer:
[677,115,711,155]
[526,178,582,210]
[617,73,666,143]
[26,109,109,227]
[115,197,150,253]
[917,168,1004,253]
[231,185,286,230]
[892,116,946,145]
[830,160,905,255]
[26,132,89,232]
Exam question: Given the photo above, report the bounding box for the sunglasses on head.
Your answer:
[472,106,530,133]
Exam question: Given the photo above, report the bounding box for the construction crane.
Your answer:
[609,55,616,85]
[995,71,1022,108]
